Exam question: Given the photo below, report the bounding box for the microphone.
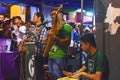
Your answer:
[38,20,51,27]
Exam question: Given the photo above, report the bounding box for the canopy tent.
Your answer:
[0,0,94,25]
[43,0,94,11]
[83,16,92,23]
[0,0,42,8]
[0,0,94,11]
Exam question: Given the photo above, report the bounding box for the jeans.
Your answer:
[48,58,67,80]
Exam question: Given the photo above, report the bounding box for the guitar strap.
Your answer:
[33,25,45,39]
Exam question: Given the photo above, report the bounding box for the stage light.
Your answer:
[75,9,85,12]
[86,12,93,16]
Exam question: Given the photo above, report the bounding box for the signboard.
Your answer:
[25,42,36,80]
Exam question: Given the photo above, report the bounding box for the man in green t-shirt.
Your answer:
[47,8,71,80]
[63,33,109,80]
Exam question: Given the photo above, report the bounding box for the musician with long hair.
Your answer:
[47,8,71,80]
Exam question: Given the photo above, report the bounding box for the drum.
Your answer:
[57,77,79,80]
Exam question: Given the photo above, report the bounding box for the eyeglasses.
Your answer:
[51,13,56,16]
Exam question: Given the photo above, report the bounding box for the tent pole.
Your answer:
[81,0,84,26]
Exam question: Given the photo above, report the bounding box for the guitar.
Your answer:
[18,36,28,53]
[18,25,45,53]
[43,4,63,57]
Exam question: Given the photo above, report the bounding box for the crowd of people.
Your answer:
[0,5,108,80]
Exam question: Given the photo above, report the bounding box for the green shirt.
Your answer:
[49,23,71,58]
[85,50,104,74]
